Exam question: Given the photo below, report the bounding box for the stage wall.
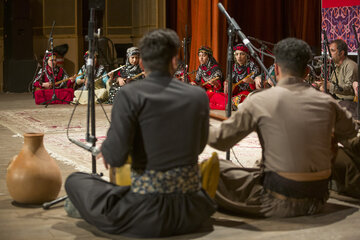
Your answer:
[322,0,360,53]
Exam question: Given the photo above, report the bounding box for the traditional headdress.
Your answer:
[83,51,98,61]
[44,51,57,62]
[233,44,249,55]
[126,47,140,58]
[198,46,213,56]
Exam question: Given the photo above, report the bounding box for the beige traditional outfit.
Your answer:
[208,77,357,217]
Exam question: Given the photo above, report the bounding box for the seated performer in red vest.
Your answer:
[32,51,75,105]
[192,46,226,110]
[224,44,260,109]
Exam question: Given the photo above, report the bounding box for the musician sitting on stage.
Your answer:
[320,39,358,116]
[208,38,358,218]
[174,60,192,83]
[192,46,226,109]
[73,51,113,104]
[64,29,216,238]
[254,64,276,89]
[193,46,223,91]
[108,47,144,104]
[224,44,260,108]
[32,51,75,105]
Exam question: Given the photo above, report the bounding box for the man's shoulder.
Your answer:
[344,57,358,68]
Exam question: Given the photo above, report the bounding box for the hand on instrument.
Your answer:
[319,80,330,92]
[212,80,220,88]
[76,78,85,86]
[190,81,197,86]
[117,77,127,86]
[267,78,275,87]
[243,77,254,84]
[70,75,76,83]
[42,82,52,89]
[254,76,262,89]
[107,72,114,80]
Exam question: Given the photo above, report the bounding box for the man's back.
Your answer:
[209,77,356,173]
[247,77,357,172]
[250,77,341,172]
[103,71,209,171]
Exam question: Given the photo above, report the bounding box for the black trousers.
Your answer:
[65,172,216,238]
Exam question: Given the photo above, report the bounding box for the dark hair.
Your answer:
[273,38,312,77]
[330,39,348,57]
[139,29,180,72]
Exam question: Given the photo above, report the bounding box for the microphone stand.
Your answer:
[218,3,276,86]
[247,36,276,88]
[352,24,360,120]
[40,21,72,107]
[42,8,102,209]
[322,30,328,93]
[225,27,234,160]
[182,25,191,83]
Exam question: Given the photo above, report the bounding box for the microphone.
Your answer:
[68,138,100,157]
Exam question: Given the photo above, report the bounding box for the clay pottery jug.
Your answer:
[6,133,62,204]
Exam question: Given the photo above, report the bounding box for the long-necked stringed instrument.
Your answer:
[232,72,254,91]
[202,76,220,86]
[53,72,84,86]
[126,72,145,82]
[111,71,145,89]
[94,65,125,83]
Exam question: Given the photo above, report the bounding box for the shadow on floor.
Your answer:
[51,219,215,240]
[213,202,358,231]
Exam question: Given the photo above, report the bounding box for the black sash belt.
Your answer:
[263,171,329,200]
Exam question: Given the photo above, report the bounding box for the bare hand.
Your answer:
[243,77,254,84]
[117,77,126,86]
[42,82,52,89]
[267,78,275,87]
[254,76,262,89]
[108,72,114,79]
[77,78,85,85]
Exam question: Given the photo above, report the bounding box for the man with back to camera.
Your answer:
[64,29,217,238]
[208,38,358,217]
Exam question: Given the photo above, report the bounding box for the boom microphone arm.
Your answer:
[217,3,276,86]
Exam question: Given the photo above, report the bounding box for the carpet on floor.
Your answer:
[0,107,261,176]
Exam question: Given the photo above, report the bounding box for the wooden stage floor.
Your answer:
[1,93,360,240]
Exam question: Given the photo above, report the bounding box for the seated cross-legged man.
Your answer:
[64,29,217,238]
[208,38,358,218]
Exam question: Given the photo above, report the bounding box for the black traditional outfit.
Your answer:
[108,47,144,104]
[195,46,225,110]
[231,44,260,106]
[65,71,216,237]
